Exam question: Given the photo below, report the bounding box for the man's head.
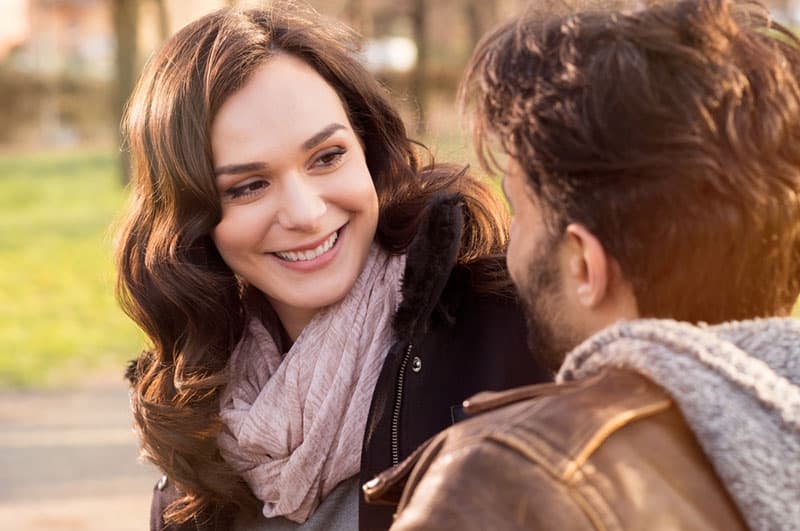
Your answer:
[462,0,800,369]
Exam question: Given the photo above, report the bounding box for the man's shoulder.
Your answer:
[365,368,672,503]
[458,368,673,469]
[366,369,747,530]
[364,369,721,530]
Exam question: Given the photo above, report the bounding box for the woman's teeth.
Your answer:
[275,231,338,262]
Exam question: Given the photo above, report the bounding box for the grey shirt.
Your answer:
[234,477,360,531]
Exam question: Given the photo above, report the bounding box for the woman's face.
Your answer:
[210,54,379,340]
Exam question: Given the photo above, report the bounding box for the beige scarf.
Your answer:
[218,245,406,523]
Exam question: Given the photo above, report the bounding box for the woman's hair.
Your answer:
[117,5,510,524]
[461,0,800,323]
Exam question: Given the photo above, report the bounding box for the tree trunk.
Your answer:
[111,0,138,184]
[410,0,428,134]
[343,0,365,34]
[466,0,497,48]
[153,0,170,42]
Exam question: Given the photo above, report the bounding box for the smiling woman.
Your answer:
[210,56,379,341]
[115,5,551,531]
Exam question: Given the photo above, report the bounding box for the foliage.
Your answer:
[0,149,142,388]
[0,68,113,147]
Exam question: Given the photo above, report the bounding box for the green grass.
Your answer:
[0,149,143,388]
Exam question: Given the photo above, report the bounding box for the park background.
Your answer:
[0,0,798,529]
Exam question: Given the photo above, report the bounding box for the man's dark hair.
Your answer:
[461,0,800,323]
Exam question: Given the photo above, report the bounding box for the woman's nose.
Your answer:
[276,174,327,231]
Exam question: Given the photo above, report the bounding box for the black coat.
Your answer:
[147,195,551,530]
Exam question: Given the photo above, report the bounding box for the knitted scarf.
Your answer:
[218,245,406,523]
[558,318,800,531]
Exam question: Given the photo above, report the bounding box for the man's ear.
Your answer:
[564,223,610,308]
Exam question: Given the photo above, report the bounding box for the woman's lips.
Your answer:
[270,224,346,272]
[278,229,339,254]
[274,230,339,261]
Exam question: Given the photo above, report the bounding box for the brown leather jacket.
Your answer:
[364,369,748,530]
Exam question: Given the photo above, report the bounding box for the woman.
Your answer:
[117,5,550,531]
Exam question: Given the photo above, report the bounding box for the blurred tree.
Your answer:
[465,0,498,48]
[111,0,139,184]
[343,0,366,34]
[153,0,171,42]
[411,0,428,133]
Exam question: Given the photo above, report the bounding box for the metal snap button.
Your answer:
[411,356,422,373]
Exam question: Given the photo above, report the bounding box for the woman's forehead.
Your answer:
[210,55,354,166]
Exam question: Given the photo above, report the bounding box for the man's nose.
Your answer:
[276,174,327,231]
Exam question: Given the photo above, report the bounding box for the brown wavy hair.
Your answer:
[116,4,510,525]
[461,0,800,323]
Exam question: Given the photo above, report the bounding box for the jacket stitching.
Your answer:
[482,395,672,493]
[563,398,672,481]
[569,466,624,531]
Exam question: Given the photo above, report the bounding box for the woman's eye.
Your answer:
[225,179,268,199]
[312,147,346,169]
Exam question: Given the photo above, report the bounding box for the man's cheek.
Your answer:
[505,242,525,289]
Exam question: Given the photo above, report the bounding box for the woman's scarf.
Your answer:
[218,245,406,523]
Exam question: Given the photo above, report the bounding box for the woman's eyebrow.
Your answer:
[302,123,346,151]
[214,123,346,177]
[214,161,269,178]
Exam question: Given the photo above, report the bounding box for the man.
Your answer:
[362,0,800,529]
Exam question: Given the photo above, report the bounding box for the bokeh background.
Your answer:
[0,1,798,529]
[0,0,557,389]
[2,0,799,388]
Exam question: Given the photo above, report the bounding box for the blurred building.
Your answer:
[2,0,799,81]
[0,0,28,59]
[1,0,227,80]
[0,0,229,147]
[9,0,112,79]
[0,0,796,148]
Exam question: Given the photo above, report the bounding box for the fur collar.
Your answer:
[392,194,464,343]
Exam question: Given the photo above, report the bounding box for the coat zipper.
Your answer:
[391,343,414,466]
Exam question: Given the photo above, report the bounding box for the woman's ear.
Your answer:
[564,223,610,309]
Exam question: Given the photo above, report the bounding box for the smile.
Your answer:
[274,230,339,262]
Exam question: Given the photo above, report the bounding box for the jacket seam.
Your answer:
[484,398,675,531]
[484,395,672,481]
[562,398,672,481]
[565,488,610,531]
[567,466,622,531]
[402,439,616,531]
[485,432,621,531]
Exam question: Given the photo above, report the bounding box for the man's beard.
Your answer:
[516,243,581,373]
